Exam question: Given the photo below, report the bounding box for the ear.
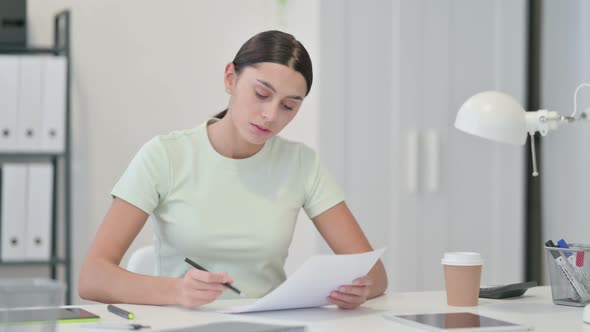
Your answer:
[224,62,236,93]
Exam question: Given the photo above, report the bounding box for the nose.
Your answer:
[260,104,278,122]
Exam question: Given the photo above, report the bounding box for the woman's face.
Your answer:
[225,62,307,145]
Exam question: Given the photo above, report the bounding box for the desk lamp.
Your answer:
[454,83,590,176]
[455,84,590,321]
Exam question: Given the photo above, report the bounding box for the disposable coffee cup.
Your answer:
[441,252,483,306]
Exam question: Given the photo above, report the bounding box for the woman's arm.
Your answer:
[78,197,232,307]
[312,201,388,308]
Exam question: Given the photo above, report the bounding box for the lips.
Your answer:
[251,123,271,133]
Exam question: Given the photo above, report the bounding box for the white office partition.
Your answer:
[319,0,526,291]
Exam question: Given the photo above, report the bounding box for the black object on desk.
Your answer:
[83,323,150,330]
[0,307,99,324]
[479,281,538,299]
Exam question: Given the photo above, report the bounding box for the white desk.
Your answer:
[61,286,588,331]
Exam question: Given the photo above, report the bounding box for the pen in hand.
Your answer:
[184,257,242,295]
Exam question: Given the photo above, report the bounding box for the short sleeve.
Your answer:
[111,136,171,214]
[301,146,345,219]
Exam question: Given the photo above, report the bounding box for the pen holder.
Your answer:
[545,243,590,307]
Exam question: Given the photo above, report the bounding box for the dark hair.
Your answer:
[215,30,313,119]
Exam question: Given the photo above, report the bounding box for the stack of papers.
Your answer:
[219,248,386,313]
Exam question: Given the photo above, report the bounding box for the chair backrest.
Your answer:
[126,245,156,276]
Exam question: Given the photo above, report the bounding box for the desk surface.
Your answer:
[60,286,587,331]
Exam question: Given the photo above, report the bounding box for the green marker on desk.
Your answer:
[107,304,135,320]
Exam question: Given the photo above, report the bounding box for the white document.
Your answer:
[17,56,43,152]
[1,164,28,261]
[0,55,19,151]
[25,163,54,260]
[41,56,66,153]
[221,248,386,313]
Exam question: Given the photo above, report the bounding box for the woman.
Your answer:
[78,30,387,310]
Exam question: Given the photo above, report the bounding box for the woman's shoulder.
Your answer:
[157,125,202,143]
[272,136,318,162]
[145,123,204,152]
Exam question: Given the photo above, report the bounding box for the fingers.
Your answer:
[184,278,226,292]
[352,275,373,287]
[328,289,365,309]
[336,285,370,297]
[329,290,364,304]
[327,276,373,310]
[327,293,360,310]
[190,270,233,289]
[178,269,235,308]
[188,269,233,284]
[182,289,223,308]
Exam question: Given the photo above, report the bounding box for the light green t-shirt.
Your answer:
[111,119,344,299]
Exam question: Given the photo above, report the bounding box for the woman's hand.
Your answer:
[327,275,373,310]
[175,269,233,308]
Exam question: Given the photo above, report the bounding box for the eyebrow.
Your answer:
[256,79,304,101]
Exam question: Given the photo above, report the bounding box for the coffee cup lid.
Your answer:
[441,252,483,266]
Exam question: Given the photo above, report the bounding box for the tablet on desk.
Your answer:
[0,307,100,324]
[383,312,531,331]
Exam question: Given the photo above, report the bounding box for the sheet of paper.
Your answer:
[220,248,386,314]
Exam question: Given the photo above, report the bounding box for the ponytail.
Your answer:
[213,109,228,119]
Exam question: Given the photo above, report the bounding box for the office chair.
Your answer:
[126,245,156,276]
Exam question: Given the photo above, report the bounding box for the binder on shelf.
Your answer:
[41,56,66,153]
[25,162,54,260]
[16,56,43,152]
[0,10,71,303]
[0,55,19,151]
[1,163,28,261]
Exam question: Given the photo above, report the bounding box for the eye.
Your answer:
[255,91,268,99]
[255,88,269,99]
[281,103,294,111]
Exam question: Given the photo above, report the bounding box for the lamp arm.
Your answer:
[572,83,590,118]
[525,110,562,136]
[529,132,539,177]
[523,94,590,177]
[525,111,562,177]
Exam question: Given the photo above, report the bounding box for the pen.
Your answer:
[546,240,590,301]
[557,239,590,292]
[107,304,135,320]
[184,257,242,295]
[82,323,150,330]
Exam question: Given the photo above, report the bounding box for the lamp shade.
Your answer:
[454,91,527,145]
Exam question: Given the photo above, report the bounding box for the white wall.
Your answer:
[541,1,590,263]
[4,0,536,303]
[21,0,321,304]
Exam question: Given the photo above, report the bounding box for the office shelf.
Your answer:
[0,47,64,55]
[0,259,67,266]
[0,10,73,304]
[0,153,66,159]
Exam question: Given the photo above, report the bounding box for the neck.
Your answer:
[207,115,264,159]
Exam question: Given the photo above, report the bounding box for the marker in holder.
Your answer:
[545,241,590,306]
